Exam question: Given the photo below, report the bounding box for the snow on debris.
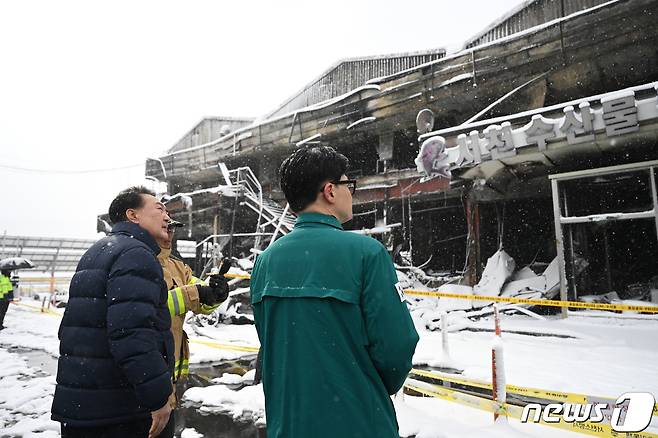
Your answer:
[181,428,204,438]
[473,249,515,305]
[183,383,266,425]
[240,369,256,384]
[212,373,243,385]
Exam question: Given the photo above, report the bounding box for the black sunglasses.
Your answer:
[320,179,357,195]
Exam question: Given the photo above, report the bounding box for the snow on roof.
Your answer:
[159,84,382,159]
[463,0,620,52]
[367,0,621,87]
[462,0,537,48]
[264,48,447,118]
[346,116,376,130]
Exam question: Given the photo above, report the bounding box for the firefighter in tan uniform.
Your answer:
[156,220,230,412]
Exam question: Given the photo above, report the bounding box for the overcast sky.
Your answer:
[0,0,525,239]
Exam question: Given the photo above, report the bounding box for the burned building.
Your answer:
[145,0,658,303]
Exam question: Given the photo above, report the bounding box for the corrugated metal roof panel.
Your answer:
[464,0,611,49]
[266,49,446,118]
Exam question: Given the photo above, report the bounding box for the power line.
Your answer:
[0,162,144,174]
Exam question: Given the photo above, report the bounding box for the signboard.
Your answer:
[417,84,658,175]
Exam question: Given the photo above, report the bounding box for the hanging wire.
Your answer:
[0,162,143,174]
[401,190,406,241]
[496,203,506,250]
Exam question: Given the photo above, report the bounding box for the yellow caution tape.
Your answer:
[16,277,72,283]
[189,339,259,353]
[410,369,658,418]
[412,368,589,403]
[406,378,495,410]
[224,273,252,280]
[404,290,658,313]
[11,301,61,316]
[411,368,491,391]
[12,301,260,354]
[405,379,658,438]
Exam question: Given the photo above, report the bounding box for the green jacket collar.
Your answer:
[295,212,344,230]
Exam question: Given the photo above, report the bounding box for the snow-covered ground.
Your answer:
[1,299,657,437]
[0,302,61,437]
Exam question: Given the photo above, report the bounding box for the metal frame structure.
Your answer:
[549,159,658,316]
[218,162,296,244]
[183,163,297,276]
[1,235,96,272]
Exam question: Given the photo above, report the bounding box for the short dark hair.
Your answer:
[108,186,156,225]
[279,145,349,212]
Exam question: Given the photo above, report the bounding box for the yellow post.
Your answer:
[49,270,55,309]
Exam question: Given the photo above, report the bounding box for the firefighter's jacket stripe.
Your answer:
[168,287,186,317]
[174,358,190,377]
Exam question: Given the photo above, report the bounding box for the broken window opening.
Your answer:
[551,161,658,307]
[476,198,556,279]
[408,197,468,275]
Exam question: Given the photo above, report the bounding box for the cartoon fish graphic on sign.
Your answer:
[414,136,451,181]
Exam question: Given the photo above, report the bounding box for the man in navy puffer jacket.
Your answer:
[52,186,175,438]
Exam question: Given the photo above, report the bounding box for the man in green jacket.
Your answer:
[0,270,13,329]
[250,145,419,438]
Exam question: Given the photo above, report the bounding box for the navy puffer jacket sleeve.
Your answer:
[107,246,172,411]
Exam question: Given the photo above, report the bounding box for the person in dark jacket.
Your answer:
[251,146,419,438]
[51,186,175,438]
